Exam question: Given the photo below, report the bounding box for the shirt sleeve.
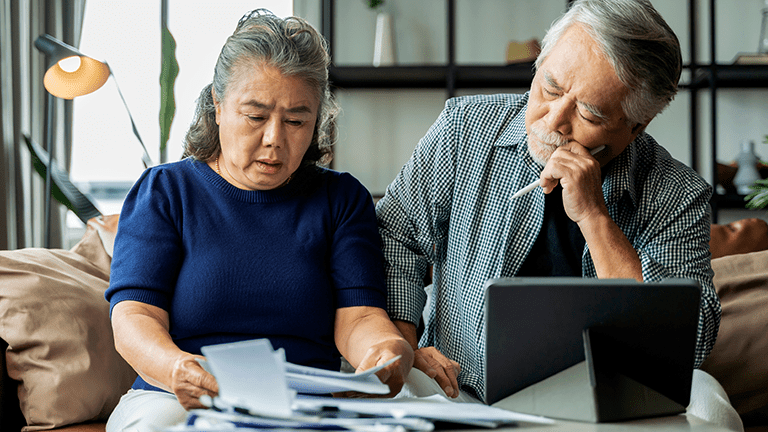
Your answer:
[376,103,458,326]
[105,167,183,314]
[633,173,720,368]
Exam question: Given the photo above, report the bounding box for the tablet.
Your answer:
[483,277,700,421]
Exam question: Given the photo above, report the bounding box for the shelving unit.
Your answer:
[699,0,768,218]
[320,0,768,219]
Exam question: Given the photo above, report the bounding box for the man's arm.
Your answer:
[377,104,463,397]
[540,141,719,365]
[540,144,642,281]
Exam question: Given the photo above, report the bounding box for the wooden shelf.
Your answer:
[712,192,753,209]
[690,64,768,88]
[320,0,767,222]
[330,63,768,91]
[329,64,536,90]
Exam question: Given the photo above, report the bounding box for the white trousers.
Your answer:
[397,368,744,432]
[106,369,743,432]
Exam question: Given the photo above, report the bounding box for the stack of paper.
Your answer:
[174,338,552,431]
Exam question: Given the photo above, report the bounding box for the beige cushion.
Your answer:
[0,218,136,430]
[702,249,768,417]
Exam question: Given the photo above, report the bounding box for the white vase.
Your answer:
[373,12,395,67]
[734,140,761,195]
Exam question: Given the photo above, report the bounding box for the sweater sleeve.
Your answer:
[105,167,183,314]
[329,172,387,310]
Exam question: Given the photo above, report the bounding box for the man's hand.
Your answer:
[393,320,461,398]
[412,346,461,398]
[540,143,606,224]
[170,354,219,410]
[539,143,642,281]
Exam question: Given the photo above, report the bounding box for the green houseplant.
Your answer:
[744,135,768,210]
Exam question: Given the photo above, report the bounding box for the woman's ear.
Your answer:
[212,87,221,125]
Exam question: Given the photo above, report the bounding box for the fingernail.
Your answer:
[443,387,453,397]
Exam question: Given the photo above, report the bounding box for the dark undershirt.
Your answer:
[516,185,585,277]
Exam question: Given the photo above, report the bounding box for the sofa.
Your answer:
[1,216,768,432]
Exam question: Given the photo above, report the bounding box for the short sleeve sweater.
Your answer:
[106,158,386,391]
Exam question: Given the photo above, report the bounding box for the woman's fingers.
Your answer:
[171,355,219,410]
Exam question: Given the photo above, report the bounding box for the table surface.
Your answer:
[460,413,731,431]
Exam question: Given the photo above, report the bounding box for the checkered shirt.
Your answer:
[376,92,721,401]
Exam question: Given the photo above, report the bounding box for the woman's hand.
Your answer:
[112,300,219,410]
[334,306,414,398]
[355,338,414,397]
[170,354,219,409]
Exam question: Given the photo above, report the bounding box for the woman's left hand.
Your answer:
[333,338,413,398]
[357,338,414,397]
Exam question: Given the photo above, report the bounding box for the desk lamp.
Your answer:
[34,34,153,247]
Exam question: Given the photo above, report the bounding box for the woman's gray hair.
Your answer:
[183,9,338,166]
[535,0,682,126]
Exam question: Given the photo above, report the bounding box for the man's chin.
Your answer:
[527,141,550,167]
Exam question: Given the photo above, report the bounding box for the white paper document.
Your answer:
[285,356,398,394]
[185,338,550,431]
[198,339,395,401]
[200,339,293,418]
[294,394,554,428]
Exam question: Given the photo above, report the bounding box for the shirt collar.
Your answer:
[602,136,640,208]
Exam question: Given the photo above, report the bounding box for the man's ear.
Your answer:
[631,122,647,134]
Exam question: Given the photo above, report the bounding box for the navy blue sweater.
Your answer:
[106,158,386,391]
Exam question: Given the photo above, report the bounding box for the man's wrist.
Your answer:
[393,320,419,350]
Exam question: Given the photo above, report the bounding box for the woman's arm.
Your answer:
[334,306,414,397]
[111,300,218,409]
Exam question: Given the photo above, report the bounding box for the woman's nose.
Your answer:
[263,118,283,147]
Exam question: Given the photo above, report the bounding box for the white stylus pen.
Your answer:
[510,145,606,199]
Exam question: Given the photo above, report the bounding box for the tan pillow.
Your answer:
[0,219,136,431]
[701,249,768,416]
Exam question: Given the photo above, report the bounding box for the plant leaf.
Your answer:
[160,25,179,157]
[745,178,768,210]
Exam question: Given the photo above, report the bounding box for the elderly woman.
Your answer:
[104,10,413,432]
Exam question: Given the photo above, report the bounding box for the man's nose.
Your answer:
[544,99,573,136]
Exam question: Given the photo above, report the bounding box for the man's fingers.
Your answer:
[413,353,438,378]
[414,348,460,398]
[431,362,460,398]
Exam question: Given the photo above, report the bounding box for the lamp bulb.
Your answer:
[58,56,82,73]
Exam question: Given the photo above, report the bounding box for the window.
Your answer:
[68,0,292,244]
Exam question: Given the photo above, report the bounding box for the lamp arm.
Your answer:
[110,71,154,169]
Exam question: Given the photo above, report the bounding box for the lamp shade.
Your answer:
[34,34,110,100]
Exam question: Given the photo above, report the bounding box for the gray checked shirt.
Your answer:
[376,92,720,401]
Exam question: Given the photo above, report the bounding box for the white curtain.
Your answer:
[0,0,86,249]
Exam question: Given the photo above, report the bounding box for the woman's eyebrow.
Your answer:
[242,99,313,114]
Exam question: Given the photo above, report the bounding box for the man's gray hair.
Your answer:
[535,0,682,126]
[183,9,337,165]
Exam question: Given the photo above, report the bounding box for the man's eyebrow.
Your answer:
[544,71,608,120]
[543,72,563,92]
[242,100,313,114]
[578,100,608,120]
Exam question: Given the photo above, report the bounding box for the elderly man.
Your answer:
[378,0,740,430]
